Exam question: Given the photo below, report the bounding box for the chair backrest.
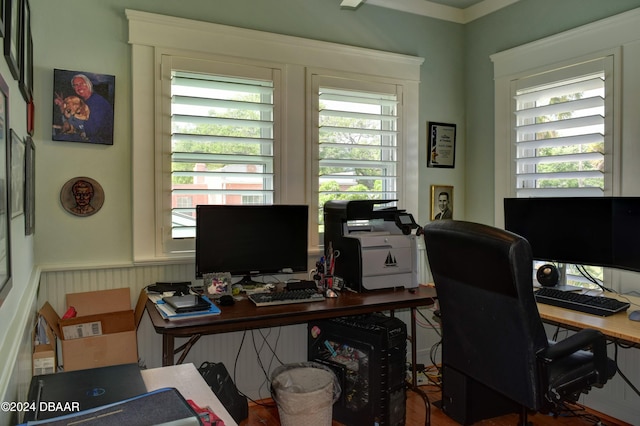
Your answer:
[423,220,549,409]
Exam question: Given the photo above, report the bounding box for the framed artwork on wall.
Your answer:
[24,135,33,235]
[427,121,456,168]
[19,0,31,102]
[60,177,104,217]
[10,128,24,218]
[0,72,11,306]
[3,0,21,80]
[52,69,115,145]
[0,0,6,39]
[430,185,454,221]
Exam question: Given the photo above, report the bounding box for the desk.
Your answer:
[537,292,640,346]
[144,286,436,373]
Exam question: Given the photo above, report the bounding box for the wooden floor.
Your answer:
[240,384,631,426]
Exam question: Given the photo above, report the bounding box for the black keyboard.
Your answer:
[249,289,325,307]
[535,287,630,317]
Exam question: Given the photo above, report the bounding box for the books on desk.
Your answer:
[148,293,221,320]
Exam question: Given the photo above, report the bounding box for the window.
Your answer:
[160,56,279,252]
[128,10,422,261]
[510,58,613,288]
[169,68,275,240]
[312,77,401,237]
[508,59,612,288]
[513,59,610,198]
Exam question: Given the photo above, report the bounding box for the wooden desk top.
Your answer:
[537,292,640,345]
[145,286,437,337]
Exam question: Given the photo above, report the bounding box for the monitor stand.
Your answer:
[235,274,264,287]
[553,264,582,292]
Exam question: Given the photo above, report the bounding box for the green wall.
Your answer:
[31,0,464,266]
[30,0,640,264]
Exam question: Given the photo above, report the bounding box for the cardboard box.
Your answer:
[39,288,138,372]
[32,321,56,375]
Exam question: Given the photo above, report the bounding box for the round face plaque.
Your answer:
[60,177,104,217]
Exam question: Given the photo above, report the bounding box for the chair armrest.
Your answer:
[538,329,608,380]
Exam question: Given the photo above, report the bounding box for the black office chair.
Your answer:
[422,220,616,425]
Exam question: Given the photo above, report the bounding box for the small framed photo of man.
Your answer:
[431,185,453,221]
[52,69,115,145]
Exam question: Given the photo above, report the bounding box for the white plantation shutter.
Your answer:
[162,56,278,250]
[314,76,401,235]
[512,57,612,198]
[511,56,613,287]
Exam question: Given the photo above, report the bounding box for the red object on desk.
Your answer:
[188,400,225,426]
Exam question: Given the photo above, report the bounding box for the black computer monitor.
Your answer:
[503,197,640,273]
[195,204,309,283]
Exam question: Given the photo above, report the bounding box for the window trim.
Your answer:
[128,9,423,263]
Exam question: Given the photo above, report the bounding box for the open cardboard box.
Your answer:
[38,288,138,372]
[32,319,56,375]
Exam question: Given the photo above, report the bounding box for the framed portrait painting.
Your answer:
[52,69,115,145]
[430,185,454,221]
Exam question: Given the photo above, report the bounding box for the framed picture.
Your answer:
[52,69,115,145]
[10,128,23,218]
[427,121,456,168]
[0,72,11,306]
[430,185,454,221]
[0,0,5,39]
[24,135,33,235]
[18,0,31,102]
[3,0,21,80]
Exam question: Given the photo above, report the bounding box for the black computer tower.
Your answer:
[308,313,407,426]
[439,364,518,425]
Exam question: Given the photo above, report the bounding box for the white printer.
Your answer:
[324,200,420,292]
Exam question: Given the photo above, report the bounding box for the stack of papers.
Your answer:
[149,293,221,321]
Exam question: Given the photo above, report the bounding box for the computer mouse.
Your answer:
[219,295,235,306]
[325,288,338,298]
[628,310,640,321]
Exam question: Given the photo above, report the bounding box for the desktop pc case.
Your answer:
[308,313,407,426]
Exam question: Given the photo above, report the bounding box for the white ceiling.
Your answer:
[340,0,520,23]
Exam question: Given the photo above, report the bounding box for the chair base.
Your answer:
[439,365,520,425]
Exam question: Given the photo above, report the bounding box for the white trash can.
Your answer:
[271,362,340,426]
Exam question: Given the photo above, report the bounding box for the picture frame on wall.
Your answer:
[430,185,454,221]
[0,0,6,39]
[427,121,456,168]
[24,135,34,235]
[19,0,31,103]
[0,72,11,306]
[52,69,115,145]
[3,0,21,81]
[10,128,24,218]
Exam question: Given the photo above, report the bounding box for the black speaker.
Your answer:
[536,264,559,287]
[198,362,248,423]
